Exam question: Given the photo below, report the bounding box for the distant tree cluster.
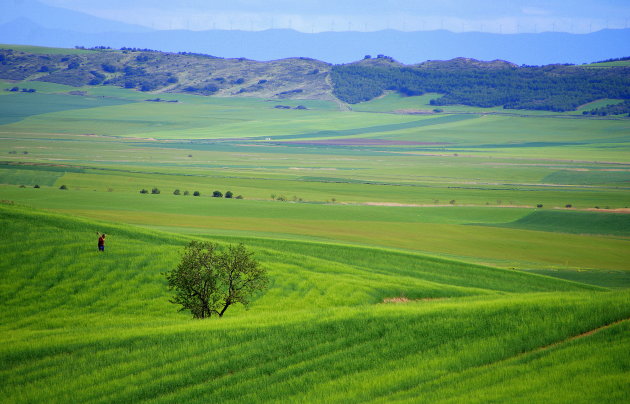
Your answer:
[119,47,159,52]
[176,51,223,60]
[5,87,36,93]
[271,194,303,202]
[331,62,630,111]
[592,56,630,64]
[151,189,243,198]
[183,83,219,95]
[75,46,112,50]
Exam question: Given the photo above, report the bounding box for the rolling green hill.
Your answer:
[1,204,628,403]
[0,45,333,101]
[1,45,629,113]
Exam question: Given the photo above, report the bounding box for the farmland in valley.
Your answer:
[0,52,629,402]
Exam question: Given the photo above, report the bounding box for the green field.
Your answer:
[1,80,629,402]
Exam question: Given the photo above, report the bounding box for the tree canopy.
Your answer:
[165,241,268,318]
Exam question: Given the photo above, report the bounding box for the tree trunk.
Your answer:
[218,302,230,317]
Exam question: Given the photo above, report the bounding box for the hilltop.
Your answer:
[0,46,333,100]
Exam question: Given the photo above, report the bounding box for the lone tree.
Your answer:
[165,241,269,318]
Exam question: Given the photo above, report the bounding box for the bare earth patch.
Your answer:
[382,297,448,304]
[584,208,630,214]
[393,109,436,115]
[284,138,449,146]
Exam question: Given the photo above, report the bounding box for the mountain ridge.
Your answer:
[0,1,629,66]
[0,0,151,33]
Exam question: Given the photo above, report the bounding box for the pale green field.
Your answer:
[1,85,628,270]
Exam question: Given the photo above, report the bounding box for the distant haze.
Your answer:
[34,0,630,34]
[1,0,629,65]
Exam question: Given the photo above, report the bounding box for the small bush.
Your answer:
[536,204,543,208]
[34,184,40,189]
[565,204,572,208]
[140,189,149,194]
[184,190,190,196]
[225,191,233,198]
[173,189,181,195]
[151,187,160,194]
[59,185,68,190]
[235,195,243,199]
[101,63,117,73]
[193,191,200,196]
[212,190,223,198]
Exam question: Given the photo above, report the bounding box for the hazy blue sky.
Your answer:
[39,0,630,33]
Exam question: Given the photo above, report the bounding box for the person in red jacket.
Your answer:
[97,232,106,252]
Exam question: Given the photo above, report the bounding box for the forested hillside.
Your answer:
[332,57,630,112]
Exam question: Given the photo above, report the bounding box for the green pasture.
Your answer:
[575,98,627,113]
[1,204,629,403]
[1,54,629,403]
[350,92,568,116]
[491,210,630,236]
[0,92,133,125]
[0,79,86,95]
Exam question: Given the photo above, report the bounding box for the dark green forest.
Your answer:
[331,59,630,112]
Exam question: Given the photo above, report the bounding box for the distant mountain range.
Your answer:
[1,0,629,65]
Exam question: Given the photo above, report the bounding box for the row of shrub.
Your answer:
[4,87,36,93]
[140,188,243,199]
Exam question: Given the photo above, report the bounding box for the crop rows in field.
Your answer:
[1,205,628,403]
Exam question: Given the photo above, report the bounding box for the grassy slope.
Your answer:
[1,204,629,403]
[491,210,630,236]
